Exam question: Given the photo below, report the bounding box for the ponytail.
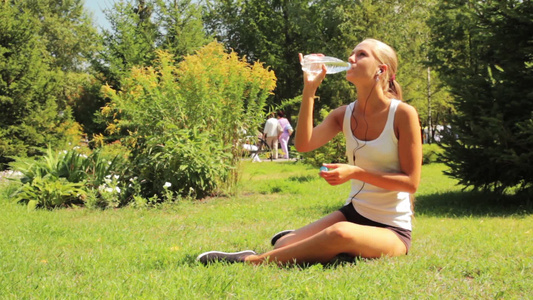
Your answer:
[388,78,403,100]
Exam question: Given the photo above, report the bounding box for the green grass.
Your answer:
[1,162,532,299]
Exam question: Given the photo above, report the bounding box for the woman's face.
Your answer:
[346,41,380,85]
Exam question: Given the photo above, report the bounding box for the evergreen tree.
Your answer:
[0,3,81,168]
[95,0,209,87]
[155,0,210,58]
[429,0,533,196]
[21,0,98,72]
[96,0,160,88]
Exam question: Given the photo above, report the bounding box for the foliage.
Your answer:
[300,108,347,167]
[101,42,276,198]
[429,0,533,196]
[130,129,232,199]
[96,0,209,88]
[0,0,96,169]
[155,0,211,58]
[16,0,99,71]
[13,176,86,210]
[9,147,88,185]
[9,146,130,209]
[96,0,159,88]
[203,0,350,111]
[9,147,90,209]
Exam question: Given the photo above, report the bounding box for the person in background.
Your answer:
[277,111,293,159]
[263,112,282,159]
[197,38,422,265]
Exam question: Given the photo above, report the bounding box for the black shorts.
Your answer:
[339,204,412,254]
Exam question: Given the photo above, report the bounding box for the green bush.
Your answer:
[9,145,129,209]
[9,147,89,185]
[131,129,232,199]
[13,175,85,209]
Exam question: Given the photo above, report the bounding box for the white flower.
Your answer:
[164,182,172,188]
[106,175,112,179]
[115,187,121,194]
[113,175,120,180]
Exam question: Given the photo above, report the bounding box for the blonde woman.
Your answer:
[198,39,422,265]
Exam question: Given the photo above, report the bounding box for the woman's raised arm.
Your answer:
[294,53,344,152]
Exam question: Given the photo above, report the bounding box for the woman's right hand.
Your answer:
[299,53,327,90]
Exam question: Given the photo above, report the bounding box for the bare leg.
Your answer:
[246,221,407,265]
[274,211,346,249]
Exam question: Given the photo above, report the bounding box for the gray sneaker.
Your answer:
[270,230,295,246]
[196,250,256,265]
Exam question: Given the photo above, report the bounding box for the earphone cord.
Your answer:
[349,78,378,200]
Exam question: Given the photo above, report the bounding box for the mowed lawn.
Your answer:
[0,161,531,299]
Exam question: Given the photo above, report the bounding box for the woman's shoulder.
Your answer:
[330,105,349,120]
[394,101,421,134]
[395,101,418,119]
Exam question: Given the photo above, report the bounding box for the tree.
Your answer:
[155,0,210,58]
[96,0,159,88]
[19,0,101,121]
[20,0,99,72]
[0,2,81,168]
[429,0,533,196]
[96,0,209,86]
[205,0,300,107]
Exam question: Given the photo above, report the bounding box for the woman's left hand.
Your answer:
[319,163,358,186]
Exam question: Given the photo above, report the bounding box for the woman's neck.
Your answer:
[355,83,389,114]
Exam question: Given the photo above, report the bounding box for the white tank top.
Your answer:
[343,99,412,230]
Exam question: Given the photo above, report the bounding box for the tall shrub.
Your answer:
[102,42,276,198]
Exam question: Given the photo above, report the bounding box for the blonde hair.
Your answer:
[363,38,403,100]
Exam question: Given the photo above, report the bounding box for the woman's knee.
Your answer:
[324,222,357,242]
[273,233,298,249]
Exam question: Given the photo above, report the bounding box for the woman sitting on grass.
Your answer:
[197,38,422,265]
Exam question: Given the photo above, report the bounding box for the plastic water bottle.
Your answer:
[301,54,351,79]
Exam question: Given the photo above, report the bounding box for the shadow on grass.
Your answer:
[415,190,533,218]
